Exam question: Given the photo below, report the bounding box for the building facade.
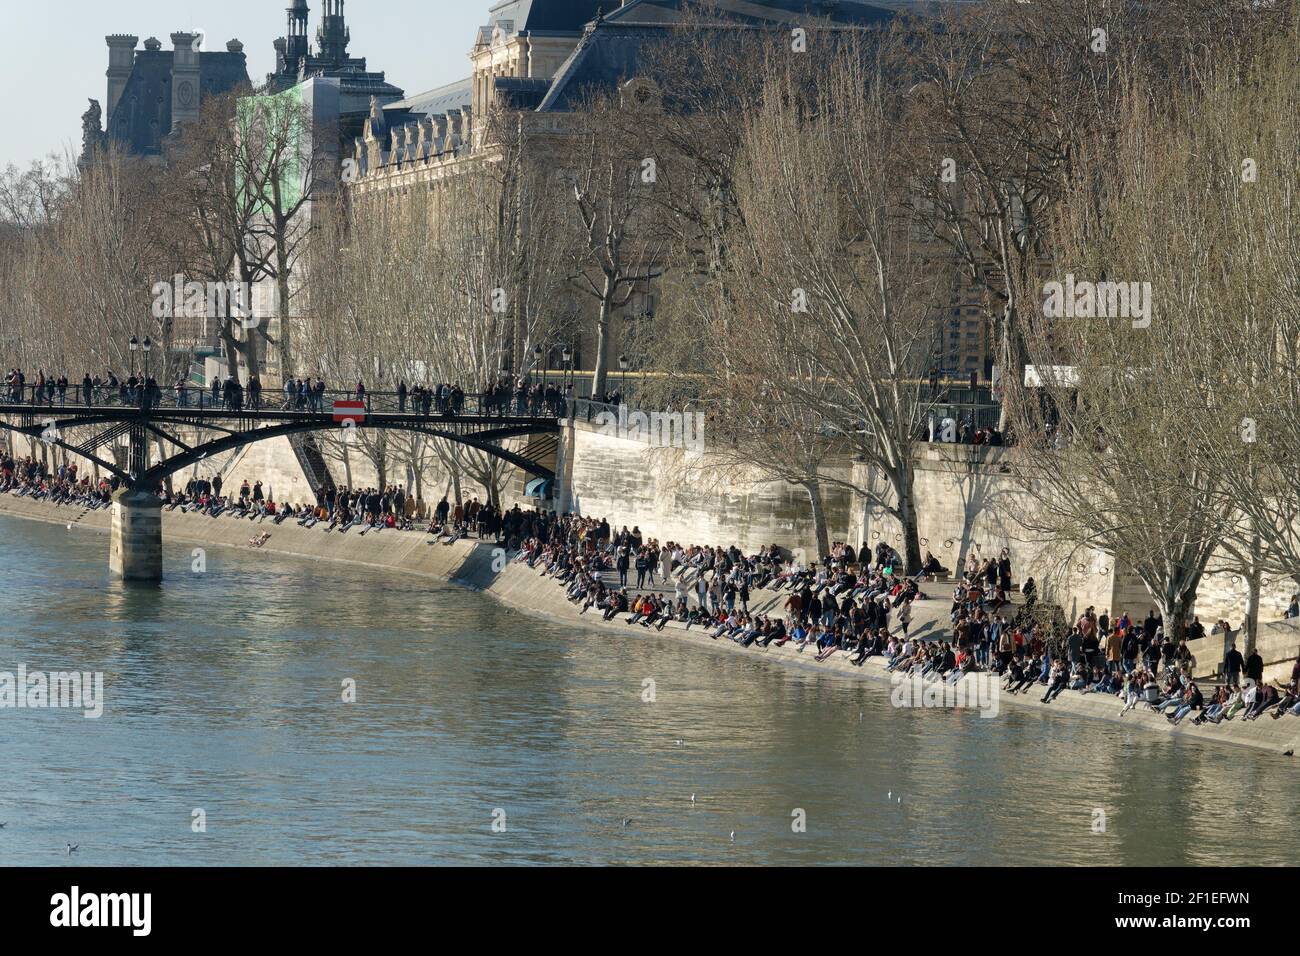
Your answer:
[85,33,250,164]
[343,0,996,384]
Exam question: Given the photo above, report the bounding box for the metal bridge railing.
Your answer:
[0,383,563,420]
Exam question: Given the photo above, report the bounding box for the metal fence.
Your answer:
[0,383,562,420]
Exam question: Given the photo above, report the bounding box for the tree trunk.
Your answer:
[591,285,614,400]
[1244,528,1262,656]
[804,479,830,561]
[896,465,923,576]
[276,265,292,381]
[409,454,424,517]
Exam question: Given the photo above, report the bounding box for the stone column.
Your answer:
[109,488,163,582]
[170,33,201,130]
[105,35,139,121]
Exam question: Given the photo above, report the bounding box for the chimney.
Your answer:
[170,32,201,128]
[105,35,139,121]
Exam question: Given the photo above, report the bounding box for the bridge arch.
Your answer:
[0,411,559,492]
[138,418,558,490]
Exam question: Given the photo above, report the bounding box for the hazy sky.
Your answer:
[1,0,489,170]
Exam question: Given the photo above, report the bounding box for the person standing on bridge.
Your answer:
[82,374,93,407]
[398,380,408,413]
[355,380,366,402]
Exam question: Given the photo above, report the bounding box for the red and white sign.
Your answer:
[332,400,366,423]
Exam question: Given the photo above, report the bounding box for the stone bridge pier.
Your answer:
[109,487,163,582]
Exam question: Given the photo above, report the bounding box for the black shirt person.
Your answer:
[1245,650,1264,683]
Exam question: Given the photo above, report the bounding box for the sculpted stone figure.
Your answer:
[80,99,105,163]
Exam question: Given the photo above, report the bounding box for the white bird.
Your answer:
[897,796,902,804]
[675,739,684,747]
[622,818,632,828]
[729,831,735,843]
[690,793,696,805]
[66,843,78,854]
[887,791,892,800]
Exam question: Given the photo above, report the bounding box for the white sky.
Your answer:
[1,0,487,169]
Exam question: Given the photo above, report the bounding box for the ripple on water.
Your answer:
[0,514,1297,865]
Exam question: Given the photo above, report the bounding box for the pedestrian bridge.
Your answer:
[0,385,561,581]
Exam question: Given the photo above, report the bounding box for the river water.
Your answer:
[0,513,1296,866]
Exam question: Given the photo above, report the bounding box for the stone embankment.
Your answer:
[2,493,1298,758]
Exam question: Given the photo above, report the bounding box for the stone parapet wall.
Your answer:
[564,420,855,555]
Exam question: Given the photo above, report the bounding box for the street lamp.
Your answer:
[534,344,544,387]
[129,335,139,376]
[618,354,630,402]
[142,336,152,380]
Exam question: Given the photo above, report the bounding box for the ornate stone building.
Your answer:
[86,33,251,162]
[345,1,941,381]
[84,2,403,166]
[266,0,405,116]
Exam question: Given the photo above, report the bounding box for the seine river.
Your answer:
[0,513,1296,866]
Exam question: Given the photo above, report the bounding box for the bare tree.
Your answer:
[1007,32,1295,637]
[558,95,666,400]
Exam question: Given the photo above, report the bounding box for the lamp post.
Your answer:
[561,346,573,414]
[129,335,139,377]
[142,336,152,381]
[534,344,544,388]
[618,354,630,404]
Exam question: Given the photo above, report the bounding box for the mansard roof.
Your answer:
[535,0,902,112]
[487,0,608,34]
[107,48,249,156]
[383,78,474,118]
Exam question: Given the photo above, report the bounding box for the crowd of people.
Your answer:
[0,453,113,507]
[159,477,521,541]
[5,367,168,409]
[508,514,1300,730]
[6,442,1298,729]
[5,366,578,419]
[0,447,524,542]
